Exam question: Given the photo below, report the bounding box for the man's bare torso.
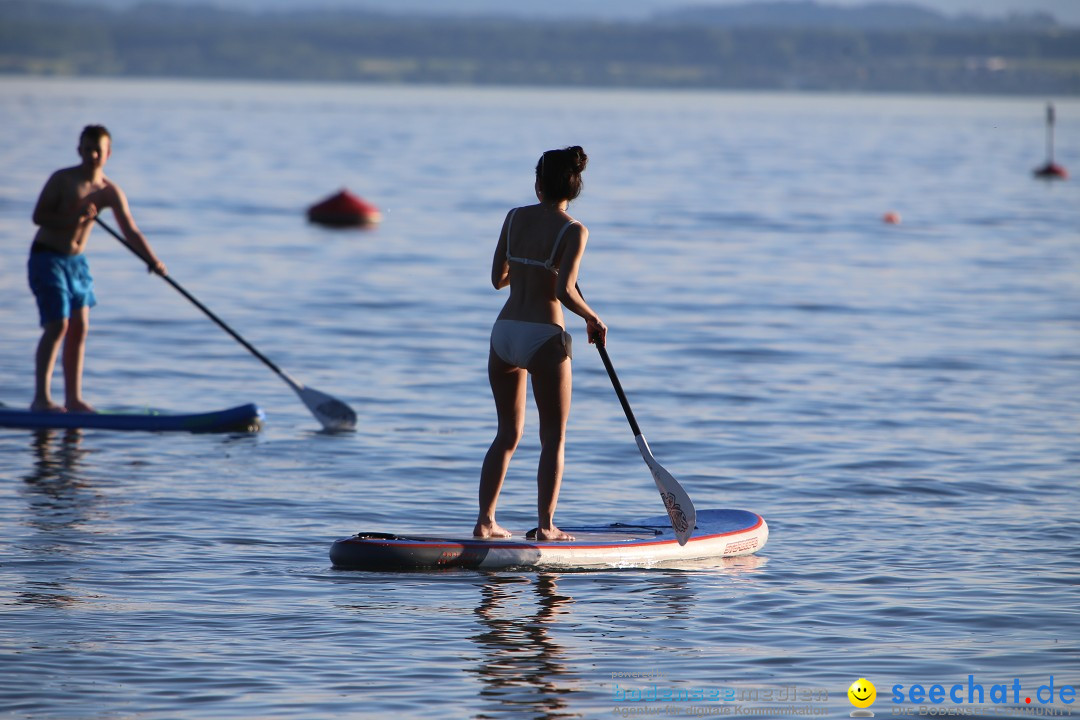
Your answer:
[33,166,112,255]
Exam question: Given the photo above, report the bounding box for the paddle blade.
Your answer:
[297,385,357,431]
[636,435,696,545]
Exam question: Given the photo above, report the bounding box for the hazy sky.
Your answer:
[90,0,1080,24]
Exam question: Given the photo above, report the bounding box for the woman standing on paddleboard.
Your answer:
[474,146,607,542]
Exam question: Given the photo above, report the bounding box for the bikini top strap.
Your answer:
[547,220,579,269]
[505,208,519,261]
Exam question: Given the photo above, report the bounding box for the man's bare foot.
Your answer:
[473,520,513,539]
[65,399,96,413]
[30,400,66,413]
[530,526,575,542]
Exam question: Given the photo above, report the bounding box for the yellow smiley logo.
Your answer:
[848,678,877,708]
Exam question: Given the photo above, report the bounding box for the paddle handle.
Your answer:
[595,342,642,437]
[573,281,642,436]
[95,217,289,381]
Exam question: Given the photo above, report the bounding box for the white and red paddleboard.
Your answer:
[330,508,767,571]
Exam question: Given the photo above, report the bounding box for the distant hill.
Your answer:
[64,0,1080,26]
[70,0,670,19]
[1,0,1077,94]
[654,1,1059,30]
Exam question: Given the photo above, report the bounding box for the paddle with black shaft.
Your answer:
[95,217,357,431]
[593,339,696,544]
[577,283,696,544]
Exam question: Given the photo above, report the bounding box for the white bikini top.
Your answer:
[505,207,578,275]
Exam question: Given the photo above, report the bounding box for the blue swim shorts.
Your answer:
[27,249,97,326]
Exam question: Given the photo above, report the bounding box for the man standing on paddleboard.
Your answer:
[475,146,607,542]
[28,125,167,413]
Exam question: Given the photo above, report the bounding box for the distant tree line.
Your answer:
[0,1,1077,94]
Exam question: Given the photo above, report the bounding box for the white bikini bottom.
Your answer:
[490,319,572,369]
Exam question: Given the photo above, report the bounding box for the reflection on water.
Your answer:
[469,562,775,716]
[11,429,97,608]
[21,429,95,531]
[656,555,770,574]
[11,580,81,608]
[470,573,578,719]
[468,564,769,718]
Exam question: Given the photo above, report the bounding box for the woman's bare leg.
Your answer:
[529,335,574,541]
[475,348,526,538]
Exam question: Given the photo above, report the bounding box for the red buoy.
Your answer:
[882,211,901,225]
[1033,162,1068,180]
[307,189,382,226]
[1033,103,1068,181]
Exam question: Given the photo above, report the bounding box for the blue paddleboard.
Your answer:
[0,403,263,433]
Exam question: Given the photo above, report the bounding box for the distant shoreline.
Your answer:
[3,1,1078,96]
[6,75,1078,106]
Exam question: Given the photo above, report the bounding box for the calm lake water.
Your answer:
[0,78,1077,719]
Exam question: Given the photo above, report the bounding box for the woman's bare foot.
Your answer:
[473,520,513,539]
[30,399,66,413]
[65,399,96,413]
[532,526,575,542]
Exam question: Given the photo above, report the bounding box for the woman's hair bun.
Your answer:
[567,146,588,174]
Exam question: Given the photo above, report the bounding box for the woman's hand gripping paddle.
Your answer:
[96,217,357,431]
[594,339,697,545]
